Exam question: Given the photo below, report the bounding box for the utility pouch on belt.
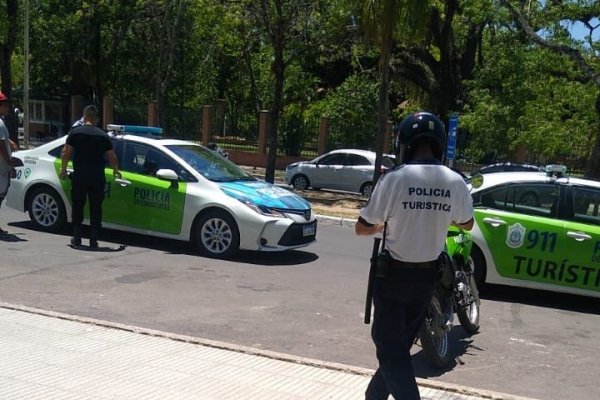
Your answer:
[376,250,391,278]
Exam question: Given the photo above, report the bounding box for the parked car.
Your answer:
[284,149,396,197]
[468,165,600,298]
[7,125,317,258]
[471,162,542,176]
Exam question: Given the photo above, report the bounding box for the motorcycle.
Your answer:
[418,228,481,368]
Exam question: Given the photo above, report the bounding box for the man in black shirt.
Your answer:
[59,105,121,248]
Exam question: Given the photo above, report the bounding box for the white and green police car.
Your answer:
[469,165,600,298]
[7,125,317,258]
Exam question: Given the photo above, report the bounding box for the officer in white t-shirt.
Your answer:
[355,111,474,400]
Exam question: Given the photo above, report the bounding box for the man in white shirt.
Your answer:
[355,111,474,400]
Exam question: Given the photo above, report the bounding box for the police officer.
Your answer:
[59,105,121,248]
[355,111,474,400]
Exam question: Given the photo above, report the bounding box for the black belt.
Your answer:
[389,258,437,269]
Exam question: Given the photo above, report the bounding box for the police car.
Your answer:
[7,125,317,258]
[469,165,600,298]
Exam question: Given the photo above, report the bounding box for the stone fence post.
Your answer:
[202,105,214,145]
[71,95,85,125]
[318,116,330,155]
[102,97,114,129]
[148,100,159,127]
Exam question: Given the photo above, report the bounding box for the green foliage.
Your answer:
[280,103,311,156]
[4,0,598,173]
[309,73,379,150]
[461,28,598,167]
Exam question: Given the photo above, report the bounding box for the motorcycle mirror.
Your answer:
[470,173,484,189]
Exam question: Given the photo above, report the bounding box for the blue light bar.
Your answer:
[107,124,163,136]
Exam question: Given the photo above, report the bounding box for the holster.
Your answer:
[375,250,391,278]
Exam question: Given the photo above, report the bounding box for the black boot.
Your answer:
[71,225,82,247]
[89,228,99,249]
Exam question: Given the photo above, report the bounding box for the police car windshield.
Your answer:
[166,144,256,182]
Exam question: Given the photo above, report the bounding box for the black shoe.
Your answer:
[71,225,82,247]
[89,228,99,249]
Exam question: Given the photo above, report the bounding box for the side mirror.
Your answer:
[156,169,179,188]
[470,173,484,189]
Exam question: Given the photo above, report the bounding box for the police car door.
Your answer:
[561,185,600,295]
[474,182,564,287]
[103,142,186,234]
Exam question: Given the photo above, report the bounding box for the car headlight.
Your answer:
[242,201,287,218]
[286,164,298,171]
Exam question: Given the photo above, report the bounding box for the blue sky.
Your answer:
[568,19,600,42]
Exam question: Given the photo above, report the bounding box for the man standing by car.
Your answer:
[355,111,474,400]
[59,105,121,248]
[0,92,17,235]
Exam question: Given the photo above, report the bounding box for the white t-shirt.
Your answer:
[359,161,473,262]
[0,118,12,173]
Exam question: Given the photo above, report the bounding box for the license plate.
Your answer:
[303,223,316,237]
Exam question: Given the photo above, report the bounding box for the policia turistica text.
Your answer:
[355,111,474,400]
[60,105,121,248]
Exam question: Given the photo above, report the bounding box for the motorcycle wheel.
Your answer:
[457,271,480,334]
[419,295,451,369]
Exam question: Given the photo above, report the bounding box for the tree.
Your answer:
[0,0,19,144]
[237,1,317,183]
[354,0,429,183]
[390,0,488,117]
[499,0,600,177]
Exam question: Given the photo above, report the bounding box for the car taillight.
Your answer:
[11,157,24,167]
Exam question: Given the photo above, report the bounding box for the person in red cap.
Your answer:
[0,91,17,235]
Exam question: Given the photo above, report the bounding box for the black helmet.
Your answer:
[394,111,446,163]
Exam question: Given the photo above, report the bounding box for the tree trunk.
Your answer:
[585,94,600,179]
[373,39,392,185]
[265,27,285,184]
[1,0,19,145]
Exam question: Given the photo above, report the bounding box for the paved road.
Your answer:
[1,207,599,399]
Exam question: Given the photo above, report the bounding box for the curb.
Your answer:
[315,213,356,228]
[0,302,537,400]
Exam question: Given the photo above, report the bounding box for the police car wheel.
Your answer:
[195,210,240,258]
[27,186,67,232]
[291,175,310,191]
[360,182,373,198]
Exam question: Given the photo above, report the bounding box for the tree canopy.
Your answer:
[0,0,598,176]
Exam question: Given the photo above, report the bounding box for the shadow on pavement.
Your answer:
[68,243,127,252]
[413,327,480,378]
[230,249,318,266]
[480,283,600,315]
[9,220,318,266]
[0,231,28,242]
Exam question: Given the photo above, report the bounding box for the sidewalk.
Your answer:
[0,303,536,400]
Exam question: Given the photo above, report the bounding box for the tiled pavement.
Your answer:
[0,304,537,400]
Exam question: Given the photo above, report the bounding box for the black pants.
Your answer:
[365,265,438,400]
[71,174,105,231]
